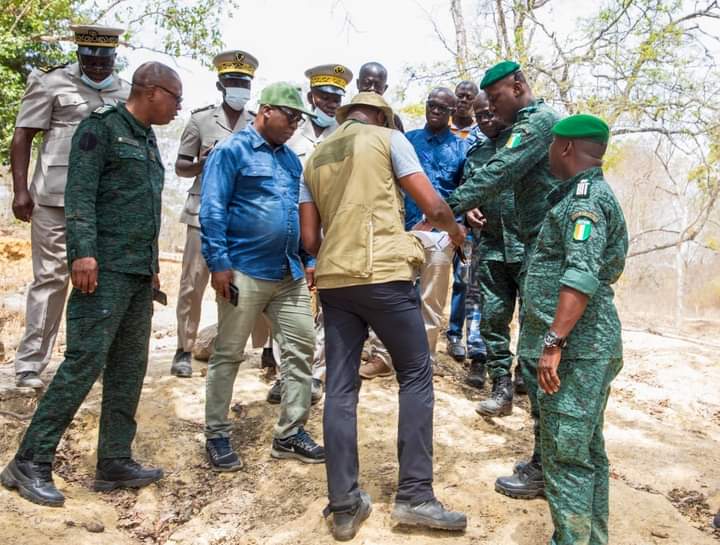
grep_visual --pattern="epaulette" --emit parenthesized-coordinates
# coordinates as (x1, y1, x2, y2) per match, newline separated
(91, 104, 116, 117)
(574, 178, 591, 199)
(38, 63, 68, 74)
(191, 104, 215, 115)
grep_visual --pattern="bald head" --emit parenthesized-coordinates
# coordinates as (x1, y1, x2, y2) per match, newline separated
(126, 61, 182, 126)
(357, 62, 389, 95)
(429, 86, 456, 106)
(131, 62, 181, 94)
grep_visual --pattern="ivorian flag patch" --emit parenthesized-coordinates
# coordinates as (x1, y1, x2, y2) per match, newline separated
(506, 133, 522, 149)
(573, 218, 593, 241)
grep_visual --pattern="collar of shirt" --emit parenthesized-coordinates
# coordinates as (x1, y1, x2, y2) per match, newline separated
(117, 103, 152, 138)
(422, 125, 453, 144)
(246, 123, 287, 153)
(449, 119, 477, 133)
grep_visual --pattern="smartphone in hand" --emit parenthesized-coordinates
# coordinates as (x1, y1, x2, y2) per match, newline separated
(228, 283, 239, 307)
(153, 288, 168, 306)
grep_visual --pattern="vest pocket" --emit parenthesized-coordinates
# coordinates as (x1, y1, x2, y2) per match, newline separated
(318, 204, 373, 278)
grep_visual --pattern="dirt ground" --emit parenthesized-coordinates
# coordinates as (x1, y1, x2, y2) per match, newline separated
(1, 228, 719, 545)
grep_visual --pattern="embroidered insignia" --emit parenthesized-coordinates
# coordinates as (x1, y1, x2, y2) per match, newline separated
(573, 218, 593, 241)
(334, 66, 345, 74)
(93, 104, 113, 114)
(235, 52, 245, 62)
(117, 136, 140, 147)
(506, 133, 522, 149)
(575, 179, 590, 198)
(570, 210, 599, 223)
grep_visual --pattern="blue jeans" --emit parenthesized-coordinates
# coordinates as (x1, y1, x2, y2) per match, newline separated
(447, 253, 467, 340)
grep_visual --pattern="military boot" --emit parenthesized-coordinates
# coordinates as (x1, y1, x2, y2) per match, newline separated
(170, 349, 192, 378)
(1, 457, 65, 507)
(476, 375, 513, 417)
(465, 357, 486, 389)
(94, 458, 164, 491)
(495, 459, 545, 499)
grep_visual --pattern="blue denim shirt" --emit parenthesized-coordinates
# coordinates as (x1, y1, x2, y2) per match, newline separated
(200, 125, 305, 281)
(404, 126, 468, 230)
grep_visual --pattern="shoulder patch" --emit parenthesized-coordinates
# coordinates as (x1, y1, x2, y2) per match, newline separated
(570, 210, 599, 223)
(38, 63, 68, 74)
(92, 104, 115, 117)
(572, 218, 593, 241)
(191, 104, 215, 115)
(506, 132, 523, 149)
(574, 178, 590, 198)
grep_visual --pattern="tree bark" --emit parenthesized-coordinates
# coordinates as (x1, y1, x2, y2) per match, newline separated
(450, 0, 469, 77)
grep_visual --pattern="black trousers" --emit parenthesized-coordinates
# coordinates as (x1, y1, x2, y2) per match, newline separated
(320, 281, 435, 512)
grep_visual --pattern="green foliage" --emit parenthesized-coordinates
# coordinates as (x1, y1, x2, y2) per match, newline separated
(0, 0, 237, 163)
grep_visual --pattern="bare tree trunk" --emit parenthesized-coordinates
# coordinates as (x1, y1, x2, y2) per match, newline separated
(450, 0, 469, 76)
(674, 205, 689, 329)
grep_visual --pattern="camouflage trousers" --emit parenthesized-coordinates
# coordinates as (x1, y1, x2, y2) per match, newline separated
(539, 357, 623, 545)
(18, 271, 153, 463)
(469, 258, 528, 380)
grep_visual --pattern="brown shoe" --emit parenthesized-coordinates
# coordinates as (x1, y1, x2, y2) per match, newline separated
(359, 356, 393, 379)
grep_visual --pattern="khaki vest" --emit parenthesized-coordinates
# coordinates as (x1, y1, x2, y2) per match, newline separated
(304, 120, 425, 289)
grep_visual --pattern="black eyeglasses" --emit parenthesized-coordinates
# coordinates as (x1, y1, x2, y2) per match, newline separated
(426, 101, 454, 115)
(134, 83, 183, 105)
(275, 106, 303, 124)
(475, 110, 494, 121)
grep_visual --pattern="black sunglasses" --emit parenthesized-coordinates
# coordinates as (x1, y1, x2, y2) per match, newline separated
(426, 101, 455, 115)
(134, 83, 183, 105)
(275, 106, 303, 124)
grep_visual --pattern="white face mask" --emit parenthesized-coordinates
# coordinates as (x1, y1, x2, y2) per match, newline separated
(80, 72, 115, 90)
(312, 107, 335, 128)
(224, 87, 250, 111)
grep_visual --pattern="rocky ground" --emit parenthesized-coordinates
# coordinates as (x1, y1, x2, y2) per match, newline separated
(0, 228, 719, 545)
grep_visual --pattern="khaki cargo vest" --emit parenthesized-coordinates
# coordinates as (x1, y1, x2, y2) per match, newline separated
(304, 120, 425, 289)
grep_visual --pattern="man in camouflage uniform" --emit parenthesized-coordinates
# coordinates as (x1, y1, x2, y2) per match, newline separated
(0, 62, 182, 508)
(446, 61, 561, 499)
(464, 91, 527, 409)
(520, 114, 627, 545)
(171, 50, 261, 378)
(10, 25, 130, 389)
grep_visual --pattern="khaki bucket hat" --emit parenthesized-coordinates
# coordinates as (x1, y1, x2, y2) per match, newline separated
(335, 91, 396, 129)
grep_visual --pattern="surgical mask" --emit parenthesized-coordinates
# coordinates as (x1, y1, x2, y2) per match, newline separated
(224, 87, 250, 111)
(312, 107, 335, 128)
(80, 72, 115, 90)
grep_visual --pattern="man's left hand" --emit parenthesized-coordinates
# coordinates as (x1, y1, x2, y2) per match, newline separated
(305, 267, 316, 290)
(538, 347, 562, 394)
(152, 273, 160, 290)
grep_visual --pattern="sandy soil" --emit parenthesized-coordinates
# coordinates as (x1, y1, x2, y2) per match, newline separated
(0, 231, 719, 545)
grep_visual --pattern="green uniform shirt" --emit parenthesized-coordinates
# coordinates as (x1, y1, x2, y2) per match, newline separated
(65, 103, 164, 275)
(518, 167, 628, 359)
(463, 129, 524, 263)
(447, 99, 561, 248)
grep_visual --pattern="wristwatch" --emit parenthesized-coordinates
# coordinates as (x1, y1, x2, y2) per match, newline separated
(543, 330, 568, 350)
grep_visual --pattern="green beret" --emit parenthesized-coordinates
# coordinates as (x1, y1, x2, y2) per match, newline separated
(552, 114, 610, 144)
(480, 60, 521, 89)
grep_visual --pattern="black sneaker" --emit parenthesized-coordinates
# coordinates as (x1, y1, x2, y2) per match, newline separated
(311, 378, 324, 405)
(1, 457, 64, 507)
(325, 490, 372, 541)
(94, 458, 164, 491)
(266, 379, 282, 404)
(170, 349, 192, 378)
(391, 498, 467, 531)
(271, 427, 325, 464)
(206, 437, 243, 472)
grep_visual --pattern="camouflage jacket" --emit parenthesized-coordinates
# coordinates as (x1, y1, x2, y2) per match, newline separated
(65, 103, 164, 275)
(463, 128, 524, 263)
(446, 99, 561, 249)
(518, 167, 628, 359)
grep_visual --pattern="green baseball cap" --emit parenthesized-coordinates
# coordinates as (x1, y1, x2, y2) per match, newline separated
(480, 60, 521, 89)
(259, 81, 315, 117)
(552, 114, 610, 144)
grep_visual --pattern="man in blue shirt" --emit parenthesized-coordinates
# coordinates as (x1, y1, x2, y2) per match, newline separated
(360, 87, 467, 378)
(200, 82, 324, 471)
